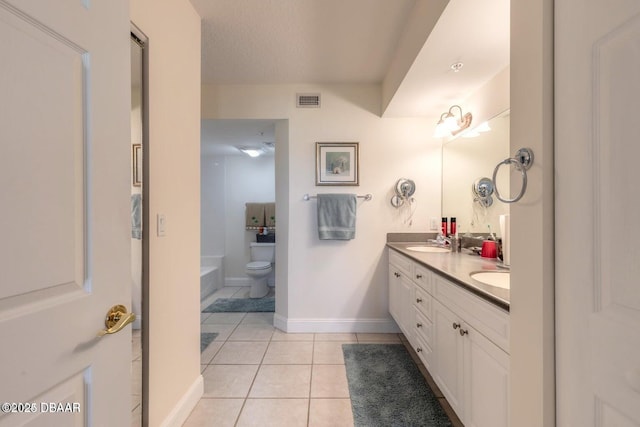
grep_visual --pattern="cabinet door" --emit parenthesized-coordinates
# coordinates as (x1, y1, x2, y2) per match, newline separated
(463, 323, 510, 427)
(433, 299, 465, 416)
(389, 265, 413, 337)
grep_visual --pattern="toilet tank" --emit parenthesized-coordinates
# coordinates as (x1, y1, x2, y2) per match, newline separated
(249, 242, 275, 262)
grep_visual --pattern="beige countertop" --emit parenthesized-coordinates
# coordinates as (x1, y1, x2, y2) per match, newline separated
(386, 242, 510, 311)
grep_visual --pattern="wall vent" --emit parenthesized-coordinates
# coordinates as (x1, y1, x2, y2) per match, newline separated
(296, 93, 321, 108)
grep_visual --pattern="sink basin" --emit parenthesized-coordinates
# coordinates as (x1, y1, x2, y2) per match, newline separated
(470, 271, 510, 289)
(405, 246, 450, 253)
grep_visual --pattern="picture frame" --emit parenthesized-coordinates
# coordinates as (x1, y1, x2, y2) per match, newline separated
(315, 142, 359, 186)
(132, 144, 142, 187)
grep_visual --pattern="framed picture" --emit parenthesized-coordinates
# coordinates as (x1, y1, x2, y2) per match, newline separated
(315, 142, 359, 186)
(132, 144, 142, 187)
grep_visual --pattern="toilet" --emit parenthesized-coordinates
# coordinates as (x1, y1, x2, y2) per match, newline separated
(245, 242, 275, 298)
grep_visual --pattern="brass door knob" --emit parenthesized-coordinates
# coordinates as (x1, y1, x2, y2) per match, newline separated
(97, 305, 136, 337)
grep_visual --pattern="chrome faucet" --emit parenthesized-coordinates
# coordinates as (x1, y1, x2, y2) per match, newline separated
(427, 234, 451, 247)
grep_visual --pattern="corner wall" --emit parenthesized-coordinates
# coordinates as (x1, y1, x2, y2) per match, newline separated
(510, 0, 555, 425)
(203, 84, 441, 332)
(130, 0, 202, 425)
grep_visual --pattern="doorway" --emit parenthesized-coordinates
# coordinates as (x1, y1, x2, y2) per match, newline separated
(130, 28, 147, 426)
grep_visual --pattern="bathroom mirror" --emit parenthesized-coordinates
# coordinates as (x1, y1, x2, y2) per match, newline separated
(441, 109, 510, 235)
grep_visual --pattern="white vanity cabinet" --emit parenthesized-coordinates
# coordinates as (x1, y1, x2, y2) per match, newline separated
(388, 248, 510, 427)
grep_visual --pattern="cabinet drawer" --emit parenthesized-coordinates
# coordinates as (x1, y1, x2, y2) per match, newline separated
(414, 308, 433, 349)
(389, 249, 412, 277)
(413, 264, 433, 293)
(413, 286, 432, 319)
(413, 332, 434, 370)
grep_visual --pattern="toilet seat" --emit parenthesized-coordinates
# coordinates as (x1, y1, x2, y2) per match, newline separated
(246, 261, 271, 270)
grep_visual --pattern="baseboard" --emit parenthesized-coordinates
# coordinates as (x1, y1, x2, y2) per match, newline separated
(275, 316, 401, 333)
(158, 374, 203, 427)
(225, 277, 252, 287)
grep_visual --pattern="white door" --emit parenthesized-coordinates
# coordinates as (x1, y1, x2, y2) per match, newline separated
(0, 0, 132, 426)
(556, 0, 640, 425)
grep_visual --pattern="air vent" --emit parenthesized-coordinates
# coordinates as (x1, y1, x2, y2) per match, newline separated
(296, 93, 321, 108)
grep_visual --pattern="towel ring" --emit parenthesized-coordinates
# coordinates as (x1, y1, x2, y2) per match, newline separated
(492, 148, 534, 204)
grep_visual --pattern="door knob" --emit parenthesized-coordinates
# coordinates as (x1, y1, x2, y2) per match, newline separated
(97, 305, 136, 337)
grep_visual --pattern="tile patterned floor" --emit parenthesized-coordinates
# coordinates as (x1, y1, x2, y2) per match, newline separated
(133, 286, 462, 426)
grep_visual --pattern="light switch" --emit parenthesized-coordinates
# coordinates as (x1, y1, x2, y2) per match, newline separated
(157, 213, 166, 237)
(430, 218, 439, 231)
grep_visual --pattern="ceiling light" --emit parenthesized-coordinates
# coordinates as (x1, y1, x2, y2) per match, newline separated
(433, 105, 473, 138)
(237, 146, 263, 157)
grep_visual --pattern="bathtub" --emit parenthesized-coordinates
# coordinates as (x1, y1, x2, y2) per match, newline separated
(201, 255, 223, 306)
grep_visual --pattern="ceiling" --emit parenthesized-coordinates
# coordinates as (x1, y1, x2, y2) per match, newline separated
(201, 120, 276, 156)
(191, 0, 509, 152)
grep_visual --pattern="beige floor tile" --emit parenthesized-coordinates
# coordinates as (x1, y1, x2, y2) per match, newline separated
(311, 365, 350, 398)
(228, 324, 275, 341)
(200, 313, 212, 323)
(200, 323, 237, 341)
(262, 341, 313, 364)
(232, 287, 251, 298)
(212, 341, 269, 365)
(131, 394, 141, 411)
(271, 330, 314, 341)
(203, 312, 246, 325)
(236, 399, 308, 427)
(131, 403, 142, 427)
(314, 333, 357, 342)
(241, 312, 275, 325)
(356, 333, 401, 343)
(308, 399, 354, 427)
(201, 341, 224, 365)
(183, 398, 244, 427)
(249, 365, 311, 398)
(202, 364, 259, 398)
(212, 287, 244, 298)
(312, 341, 348, 364)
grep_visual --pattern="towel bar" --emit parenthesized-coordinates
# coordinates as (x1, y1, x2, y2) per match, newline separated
(303, 193, 372, 201)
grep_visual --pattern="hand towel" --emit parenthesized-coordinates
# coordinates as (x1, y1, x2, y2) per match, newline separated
(317, 194, 357, 240)
(245, 203, 265, 228)
(131, 194, 142, 239)
(265, 202, 276, 227)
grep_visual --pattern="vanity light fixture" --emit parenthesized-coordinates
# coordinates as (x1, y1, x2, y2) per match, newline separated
(461, 121, 492, 138)
(433, 105, 473, 138)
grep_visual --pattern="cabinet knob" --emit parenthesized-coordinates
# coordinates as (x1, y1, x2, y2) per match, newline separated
(416, 347, 422, 353)
(459, 328, 468, 336)
(416, 297, 423, 303)
(416, 274, 423, 279)
(452, 322, 460, 330)
(416, 322, 422, 328)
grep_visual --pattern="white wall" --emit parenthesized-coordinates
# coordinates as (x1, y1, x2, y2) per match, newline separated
(201, 153, 276, 281)
(130, 0, 202, 425)
(203, 84, 441, 332)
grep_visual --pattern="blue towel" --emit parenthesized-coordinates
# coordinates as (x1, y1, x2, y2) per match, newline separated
(131, 194, 142, 239)
(317, 194, 357, 240)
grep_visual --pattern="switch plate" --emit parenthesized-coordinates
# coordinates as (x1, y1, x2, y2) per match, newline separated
(157, 214, 166, 237)
(430, 218, 439, 231)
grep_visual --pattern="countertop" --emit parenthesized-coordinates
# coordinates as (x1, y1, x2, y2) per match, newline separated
(386, 242, 510, 311)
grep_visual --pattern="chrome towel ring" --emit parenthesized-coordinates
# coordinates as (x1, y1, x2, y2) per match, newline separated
(492, 148, 534, 203)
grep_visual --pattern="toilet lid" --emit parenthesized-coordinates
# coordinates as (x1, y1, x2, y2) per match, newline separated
(247, 261, 271, 270)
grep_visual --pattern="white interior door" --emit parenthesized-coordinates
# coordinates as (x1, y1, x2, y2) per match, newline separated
(556, 0, 640, 425)
(0, 1, 132, 425)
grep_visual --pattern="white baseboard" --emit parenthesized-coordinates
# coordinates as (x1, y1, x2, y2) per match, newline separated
(159, 374, 203, 427)
(274, 315, 401, 333)
(225, 277, 252, 287)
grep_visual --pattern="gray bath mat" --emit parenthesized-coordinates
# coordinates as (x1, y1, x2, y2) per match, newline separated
(342, 344, 452, 427)
(202, 297, 275, 313)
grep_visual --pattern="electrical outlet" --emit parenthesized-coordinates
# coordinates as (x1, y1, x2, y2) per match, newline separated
(430, 218, 439, 231)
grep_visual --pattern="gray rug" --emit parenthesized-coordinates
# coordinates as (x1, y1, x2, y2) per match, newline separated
(202, 297, 275, 313)
(201, 332, 218, 352)
(342, 344, 452, 427)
